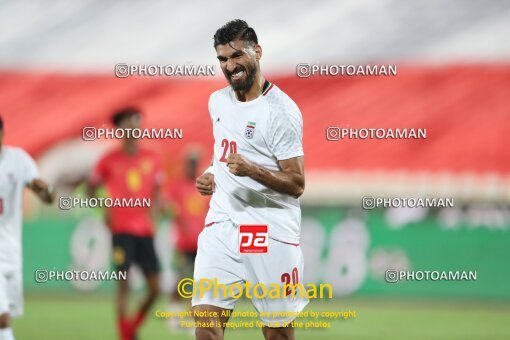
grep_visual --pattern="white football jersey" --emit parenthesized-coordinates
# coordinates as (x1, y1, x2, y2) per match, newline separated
(0, 146, 39, 270)
(205, 83, 304, 244)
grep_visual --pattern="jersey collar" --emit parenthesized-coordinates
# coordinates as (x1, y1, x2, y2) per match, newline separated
(261, 80, 274, 96)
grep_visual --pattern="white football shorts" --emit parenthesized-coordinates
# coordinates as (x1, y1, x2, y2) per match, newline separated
(192, 220, 308, 326)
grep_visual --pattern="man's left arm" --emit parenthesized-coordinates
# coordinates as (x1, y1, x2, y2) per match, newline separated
(26, 179, 54, 204)
(228, 99, 305, 197)
(226, 154, 304, 198)
(20, 149, 54, 204)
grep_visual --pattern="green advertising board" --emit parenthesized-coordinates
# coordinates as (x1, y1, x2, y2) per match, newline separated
(23, 205, 510, 299)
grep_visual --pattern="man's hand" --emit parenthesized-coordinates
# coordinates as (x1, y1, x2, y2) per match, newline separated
(196, 173, 215, 195)
(226, 153, 255, 177)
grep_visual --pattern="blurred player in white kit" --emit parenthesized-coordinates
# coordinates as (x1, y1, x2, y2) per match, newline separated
(193, 20, 307, 340)
(0, 115, 54, 340)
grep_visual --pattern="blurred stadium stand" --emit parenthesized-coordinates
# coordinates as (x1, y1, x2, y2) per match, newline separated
(0, 68, 509, 203)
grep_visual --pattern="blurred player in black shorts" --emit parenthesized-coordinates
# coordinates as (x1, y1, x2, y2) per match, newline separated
(87, 108, 164, 340)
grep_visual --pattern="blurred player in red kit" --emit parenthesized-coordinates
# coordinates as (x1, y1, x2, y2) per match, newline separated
(87, 108, 164, 340)
(165, 151, 209, 330)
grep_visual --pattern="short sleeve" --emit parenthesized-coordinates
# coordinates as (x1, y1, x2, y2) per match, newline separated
(208, 92, 217, 123)
(267, 100, 304, 161)
(19, 149, 39, 185)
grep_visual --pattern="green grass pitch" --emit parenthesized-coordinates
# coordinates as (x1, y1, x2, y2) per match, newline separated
(12, 294, 510, 340)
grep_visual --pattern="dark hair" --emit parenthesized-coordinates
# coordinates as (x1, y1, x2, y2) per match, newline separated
(0, 115, 3, 130)
(213, 19, 258, 48)
(111, 107, 140, 126)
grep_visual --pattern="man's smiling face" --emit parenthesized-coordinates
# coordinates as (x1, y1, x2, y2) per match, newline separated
(216, 39, 260, 92)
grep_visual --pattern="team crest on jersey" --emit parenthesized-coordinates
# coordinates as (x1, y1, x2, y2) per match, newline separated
(245, 121, 256, 139)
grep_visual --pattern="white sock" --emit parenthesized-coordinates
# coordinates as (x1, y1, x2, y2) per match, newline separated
(0, 328, 14, 340)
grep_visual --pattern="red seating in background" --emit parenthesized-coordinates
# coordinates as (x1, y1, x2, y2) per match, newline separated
(0, 65, 508, 174)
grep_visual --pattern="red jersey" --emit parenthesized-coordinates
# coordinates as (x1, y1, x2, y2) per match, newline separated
(89, 148, 163, 236)
(166, 179, 209, 252)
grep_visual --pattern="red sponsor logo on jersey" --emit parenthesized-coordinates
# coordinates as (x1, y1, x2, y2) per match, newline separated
(239, 225, 268, 253)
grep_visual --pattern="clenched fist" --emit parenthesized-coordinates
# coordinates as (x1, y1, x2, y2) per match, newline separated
(196, 173, 215, 195)
(227, 153, 255, 177)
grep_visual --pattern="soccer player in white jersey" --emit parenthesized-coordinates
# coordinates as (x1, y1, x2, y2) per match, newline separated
(194, 20, 306, 340)
(0, 115, 54, 340)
